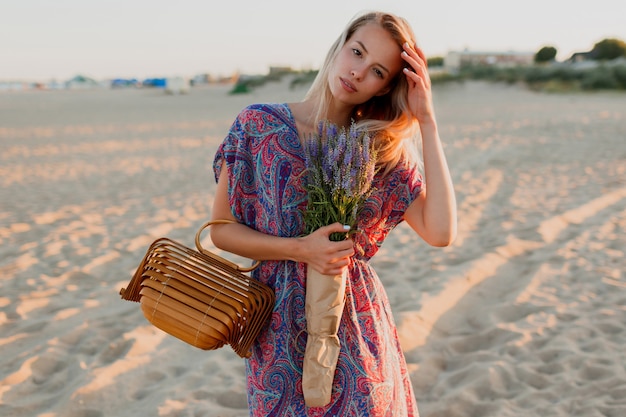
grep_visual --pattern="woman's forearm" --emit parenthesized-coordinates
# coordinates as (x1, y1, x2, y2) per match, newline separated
(209, 222, 304, 262)
(419, 120, 457, 245)
(210, 162, 354, 273)
(210, 162, 305, 262)
(209, 222, 355, 275)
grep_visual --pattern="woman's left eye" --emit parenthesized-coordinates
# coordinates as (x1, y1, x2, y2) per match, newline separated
(373, 68, 384, 78)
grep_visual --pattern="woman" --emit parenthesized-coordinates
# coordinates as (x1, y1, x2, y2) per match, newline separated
(210, 10, 456, 416)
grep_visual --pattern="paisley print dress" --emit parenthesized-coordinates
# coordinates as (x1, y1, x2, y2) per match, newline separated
(213, 103, 422, 416)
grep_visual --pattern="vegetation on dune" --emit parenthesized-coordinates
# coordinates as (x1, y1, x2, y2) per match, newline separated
(429, 63, 626, 92)
(429, 37, 626, 92)
(229, 38, 626, 94)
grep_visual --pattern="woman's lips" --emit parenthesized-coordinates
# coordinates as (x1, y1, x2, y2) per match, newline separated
(340, 77, 357, 93)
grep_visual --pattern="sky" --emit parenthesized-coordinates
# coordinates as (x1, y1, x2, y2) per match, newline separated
(1, 0, 624, 81)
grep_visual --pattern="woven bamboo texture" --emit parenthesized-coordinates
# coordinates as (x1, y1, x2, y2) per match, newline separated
(120, 222, 274, 358)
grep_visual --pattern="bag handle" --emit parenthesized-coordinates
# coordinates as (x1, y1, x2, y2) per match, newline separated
(195, 219, 261, 273)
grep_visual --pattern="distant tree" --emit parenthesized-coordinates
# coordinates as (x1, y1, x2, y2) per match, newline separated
(591, 38, 626, 60)
(534, 46, 557, 63)
(427, 56, 444, 67)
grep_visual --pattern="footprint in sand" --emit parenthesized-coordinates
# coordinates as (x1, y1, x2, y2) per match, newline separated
(65, 409, 103, 417)
(215, 389, 248, 409)
(29, 349, 64, 379)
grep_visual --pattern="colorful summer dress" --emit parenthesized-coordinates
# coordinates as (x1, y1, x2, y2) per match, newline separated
(213, 103, 423, 417)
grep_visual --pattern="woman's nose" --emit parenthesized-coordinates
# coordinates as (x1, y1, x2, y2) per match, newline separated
(351, 68, 363, 80)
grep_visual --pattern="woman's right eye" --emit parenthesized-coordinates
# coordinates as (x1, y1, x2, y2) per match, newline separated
(352, 48, 362, 57)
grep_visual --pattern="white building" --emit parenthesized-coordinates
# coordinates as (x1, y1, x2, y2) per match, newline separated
(445, 50, 535, 73)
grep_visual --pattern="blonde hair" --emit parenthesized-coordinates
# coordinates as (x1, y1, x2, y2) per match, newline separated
(304, 11, 422, 176)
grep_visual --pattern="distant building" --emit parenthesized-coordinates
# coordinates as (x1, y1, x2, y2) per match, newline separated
(65, 75, 102, 90)
(564, 52, 626, 70)
(445, 50, 535, 73)
(141, 78, 166, 88)
(0, 81, 27, 91)
(268, 66, 294, 77)
(191, 73, 212, 85)
(568, 52, 592, 63)
(110, 78, 139, 88)
(164, 77, 190, 94)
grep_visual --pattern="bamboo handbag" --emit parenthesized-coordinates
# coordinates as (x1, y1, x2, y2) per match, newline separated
(119, 220, 275, 358)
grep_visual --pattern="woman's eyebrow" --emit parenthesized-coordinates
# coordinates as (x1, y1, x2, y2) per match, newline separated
(356, 40, 390, 74)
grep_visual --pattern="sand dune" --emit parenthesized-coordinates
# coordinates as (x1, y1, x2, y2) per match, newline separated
(1, 80, 625, 417)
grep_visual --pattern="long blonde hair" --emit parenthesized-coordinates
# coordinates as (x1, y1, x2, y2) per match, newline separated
(304, 11, 422, 175)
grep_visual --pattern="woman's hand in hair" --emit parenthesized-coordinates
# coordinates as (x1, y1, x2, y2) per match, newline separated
(401, 43, 436, 126)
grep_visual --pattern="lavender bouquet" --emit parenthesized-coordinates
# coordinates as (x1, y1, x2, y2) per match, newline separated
(300, 121, 378, 407)
(302, 121, 378, 241)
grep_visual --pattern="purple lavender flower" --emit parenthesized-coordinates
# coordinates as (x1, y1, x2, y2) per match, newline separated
(302, 120, 378, 240)
(349, 123, 359, 139)
(337, 131, 347, 153)
(362, 134, 371, 164)
(326, 123, 337, 140)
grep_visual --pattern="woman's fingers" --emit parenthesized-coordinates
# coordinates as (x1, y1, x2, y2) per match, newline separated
(304, 223, 355, 274)
(402, 43, 425, 69)
(402, 43, 431, 87)
(319, 222, 352, 238)
(400, 43, 436, 122)
(414, 45, 428, 66)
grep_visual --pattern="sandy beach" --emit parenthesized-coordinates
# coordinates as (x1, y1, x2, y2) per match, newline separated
(1, 79, 625, 417)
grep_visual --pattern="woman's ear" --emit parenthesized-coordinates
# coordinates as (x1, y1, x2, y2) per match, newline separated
(375, 71, 403, 96)
(375, 85, 392, 96)
(376, 76, 401, 96)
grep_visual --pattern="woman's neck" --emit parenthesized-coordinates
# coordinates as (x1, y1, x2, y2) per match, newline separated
(292, 100, 354, 132)
(325, 100, 353, 127)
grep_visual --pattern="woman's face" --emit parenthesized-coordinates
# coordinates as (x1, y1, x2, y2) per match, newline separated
(328, 23, 403, 107)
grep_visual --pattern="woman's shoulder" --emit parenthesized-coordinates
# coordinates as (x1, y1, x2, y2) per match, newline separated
(236, 103, 291, 123)
(231, 103, 295, 138)
(232, 103, 296, 138)
(379, 158, 423, 188)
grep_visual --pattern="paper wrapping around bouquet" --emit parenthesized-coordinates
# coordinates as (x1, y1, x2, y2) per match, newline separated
(302, 267, 347, 408)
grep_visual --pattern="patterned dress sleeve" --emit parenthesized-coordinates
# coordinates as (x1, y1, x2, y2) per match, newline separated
(212, 105, 262, 224)
(354, 162, 423, 259)
(212, 103, 307, 235)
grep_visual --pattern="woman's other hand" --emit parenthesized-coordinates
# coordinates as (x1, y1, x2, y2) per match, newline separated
(401, 43, 436, 126)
